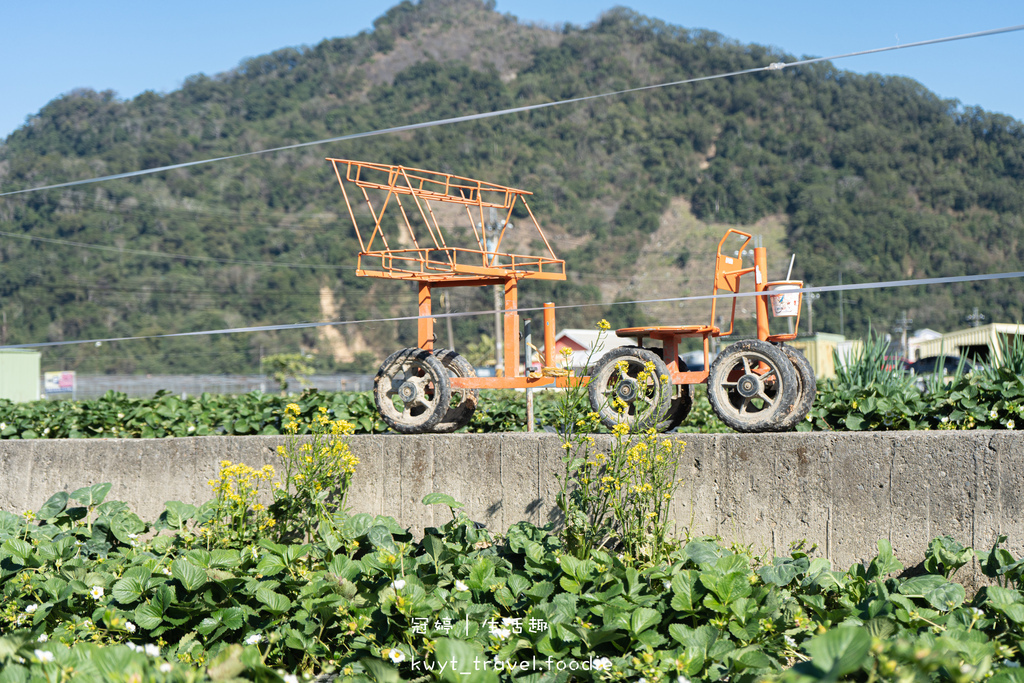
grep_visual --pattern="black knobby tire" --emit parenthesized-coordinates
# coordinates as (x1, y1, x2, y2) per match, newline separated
(651, 348, 694, 432)
(706, 339, 799, 433)
(588, 346, 672, 431)
(431, 348, 479, 433)
(373, 348, 452, 434)
(772, 345, 817, 431)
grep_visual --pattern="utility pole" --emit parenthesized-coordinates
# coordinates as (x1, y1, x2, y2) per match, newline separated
(482, 207, 512, 375)
(442, 292, 455, 350)
(966, 307, 986, 328)
(893, 310, 913, 362)
(838, 271, 844, 337)
(805, 291, 820, 336)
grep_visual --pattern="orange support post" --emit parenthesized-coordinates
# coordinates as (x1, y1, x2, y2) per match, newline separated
(754, 247, 770, 341)
(418, 282, 434, 350)
(543, 302, 556, 369)
(503, 279, 519, 375)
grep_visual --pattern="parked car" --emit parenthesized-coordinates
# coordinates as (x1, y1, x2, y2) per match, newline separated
(907, 355, 976, 391)
(908, 356, 975, 376)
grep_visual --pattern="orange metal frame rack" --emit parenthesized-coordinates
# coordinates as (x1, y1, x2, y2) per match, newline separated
(329, 158, 570, 390)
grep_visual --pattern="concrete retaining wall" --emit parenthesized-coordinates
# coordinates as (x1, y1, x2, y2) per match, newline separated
(2, 432, 1022, 587)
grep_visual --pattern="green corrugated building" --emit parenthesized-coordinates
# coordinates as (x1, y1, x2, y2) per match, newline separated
(0, 350, 41, 402)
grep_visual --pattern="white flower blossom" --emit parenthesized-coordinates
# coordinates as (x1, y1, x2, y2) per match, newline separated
(663, 581, 671, 590)
(187, 424, 196, 433)
(245, 633, 264, 645)
(144, 643, 160, 657)
(0, 423, 6, 430)
(34, 649, 54, 663)
(25, 604, 38, 614)
(785, 635, 797, 648)
(454, 580, 469, 591)
(37, 634, 48, 643)
(42, 428, 50, 435)
(490, 627, 512, 640)
(283, 675, 299, 683)
(391, 579, 406, 590)
(90, 586, 104, 600)
(1008, 419, 1016, 430)
(125, 621, 136, 633)
(160, 663, 173, 673)
(592, 657, 612, 671)
(162, 567, 172, 576)
(677, 677, 692, 683)
(388, 648, 406, 664)
(991, 409, 999, 419)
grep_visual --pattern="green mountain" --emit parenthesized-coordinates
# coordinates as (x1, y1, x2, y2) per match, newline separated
(1, 0, 1022, 375)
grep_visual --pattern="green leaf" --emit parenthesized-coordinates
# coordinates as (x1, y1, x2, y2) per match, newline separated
(684, 540, 725, 565)
(924, 582, 966, 611)
(213, 607, 244, 630)
(111, 571, 150, 604)
(162, 501, 197, 530)
(255, 586, 292, 613)
(671, 570, 701, 611)
(701, 571, 751, 604)
(360, 658, 402, 683)
(2, 538, 34, 560)
(494, 586, 516, 608)
(803, 625, 871, 678)
(524, 581, 554, 600)
(733, 646, 773, 670)
(171, 559, 207, 592)
(844, 414, 865, 430)
(630, 607, 661, 635)
(134, 603, 165, 630)
(507, 573, 530, 597)
(367, 525, 397, 552)
(897, 574, 947, 597)
(422, 534, 445, 562)
(37, 492, 69, 520)
(758, 557, 809, 586)
(432, 638, 498, 683)
(867, 539, 903, 579)
(469, 558, 495, 588)
(422, 492, 464, 509)
(69, 483, 112, 508)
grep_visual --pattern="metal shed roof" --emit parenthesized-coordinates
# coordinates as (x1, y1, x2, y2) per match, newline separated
(916, 323, 1024, 363)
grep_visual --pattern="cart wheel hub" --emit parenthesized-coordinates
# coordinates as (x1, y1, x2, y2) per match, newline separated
(398, 382, 419, 403)
(737, 374, 760, 398)
(616, 379, 639, 403)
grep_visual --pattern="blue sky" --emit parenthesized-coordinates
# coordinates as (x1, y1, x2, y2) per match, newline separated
(1, 0, 1022, 141)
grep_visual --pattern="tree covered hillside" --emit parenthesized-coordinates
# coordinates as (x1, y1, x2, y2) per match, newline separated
(1, 0, 1022, 374)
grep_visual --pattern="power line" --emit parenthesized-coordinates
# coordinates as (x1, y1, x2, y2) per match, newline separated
(2, 23, 1022, 198)
(3, 268, 1021, 350)
(0, 229, 356, 270)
